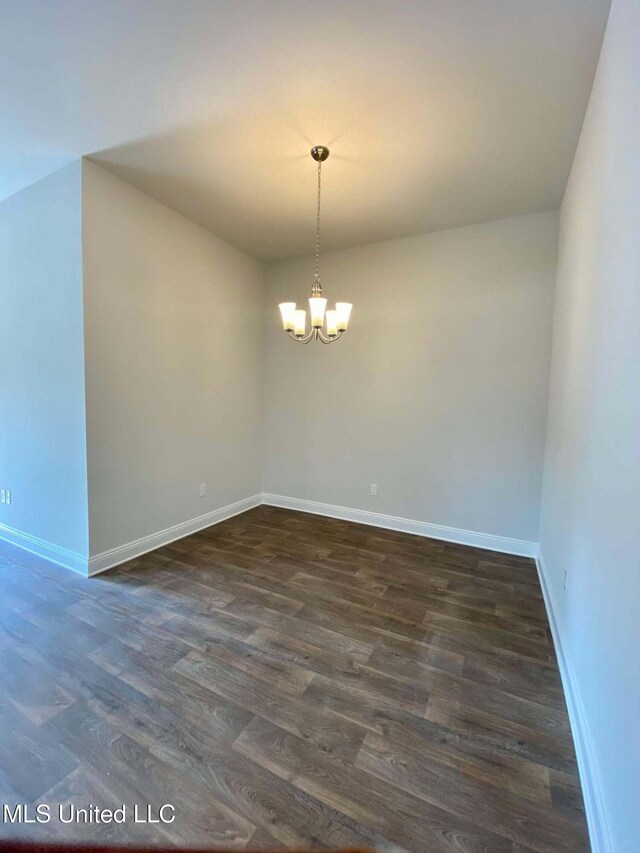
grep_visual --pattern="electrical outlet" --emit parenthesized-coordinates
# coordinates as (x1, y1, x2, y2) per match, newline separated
(199, 483, 207, 497)
(5, 490, 10, 505)
(563, 570, 568, 592)
(370, 484, 378, 496)
(0, 489, 5, 504)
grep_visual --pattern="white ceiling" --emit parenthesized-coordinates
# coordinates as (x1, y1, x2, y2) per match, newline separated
(1, 0, 610, 261)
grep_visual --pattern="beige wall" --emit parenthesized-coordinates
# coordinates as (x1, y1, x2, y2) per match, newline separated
(82, 161, 265, 557)
(0, 162, 88, 562)
(0, 165, 561, 568)
(539, 0, 640, 848)
(264, 211, 558, 542)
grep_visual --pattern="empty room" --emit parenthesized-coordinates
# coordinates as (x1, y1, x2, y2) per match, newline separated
(0, 1, 638, 851)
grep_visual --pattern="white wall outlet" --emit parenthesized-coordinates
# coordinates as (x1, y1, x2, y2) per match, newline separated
(5, 490, 10, 505)
(199, 483, 207, 497)
(370, 484, 378, 496)
(563, 570, 568, 592)
(0, 489, 5, 504)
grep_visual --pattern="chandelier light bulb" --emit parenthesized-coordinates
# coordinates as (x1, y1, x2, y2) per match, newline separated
(335, 302, 352, 332)
(325, 309, 338, 337)
(294, 309, 307, 337)
(278, 146, 353, 345)
(279, 302, 296, 331)
(309, 297, 327, 328)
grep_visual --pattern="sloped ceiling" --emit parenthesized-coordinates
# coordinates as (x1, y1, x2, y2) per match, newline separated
(1, 0, 610, 260)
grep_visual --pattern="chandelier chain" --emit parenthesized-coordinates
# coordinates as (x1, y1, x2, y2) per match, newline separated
(314, 155, 322, 284)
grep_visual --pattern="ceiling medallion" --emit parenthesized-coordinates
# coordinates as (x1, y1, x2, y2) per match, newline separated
(278, 146, 352, 343)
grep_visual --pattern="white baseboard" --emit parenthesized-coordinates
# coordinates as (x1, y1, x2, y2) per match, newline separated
(261, 493, 537, 557)
(0, 492, 538, 574)
(535, 548, 613, 853)
(88, 493, 262, 576)
(0, 522, 88, 575)
(2, 493, 537, 579)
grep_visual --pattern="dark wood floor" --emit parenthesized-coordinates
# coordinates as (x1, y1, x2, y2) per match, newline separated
(0, 506, 588, 852)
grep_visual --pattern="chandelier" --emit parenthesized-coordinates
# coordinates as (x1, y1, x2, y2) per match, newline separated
(279, 146, 352, 344)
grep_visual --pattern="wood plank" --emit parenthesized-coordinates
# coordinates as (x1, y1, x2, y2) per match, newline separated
(174, 649, 367, 764)
(357, 728, 588, 852)
(234, 714, 534, 853)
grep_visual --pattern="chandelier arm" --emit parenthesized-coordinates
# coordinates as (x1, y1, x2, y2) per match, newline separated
(289, 329, 314, 344)
(317, 329, 342, 344)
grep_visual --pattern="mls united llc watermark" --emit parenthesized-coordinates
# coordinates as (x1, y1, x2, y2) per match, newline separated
(2, 804, 176, 825)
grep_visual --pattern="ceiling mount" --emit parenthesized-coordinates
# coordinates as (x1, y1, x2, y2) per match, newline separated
(310, 146, 330, 162)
